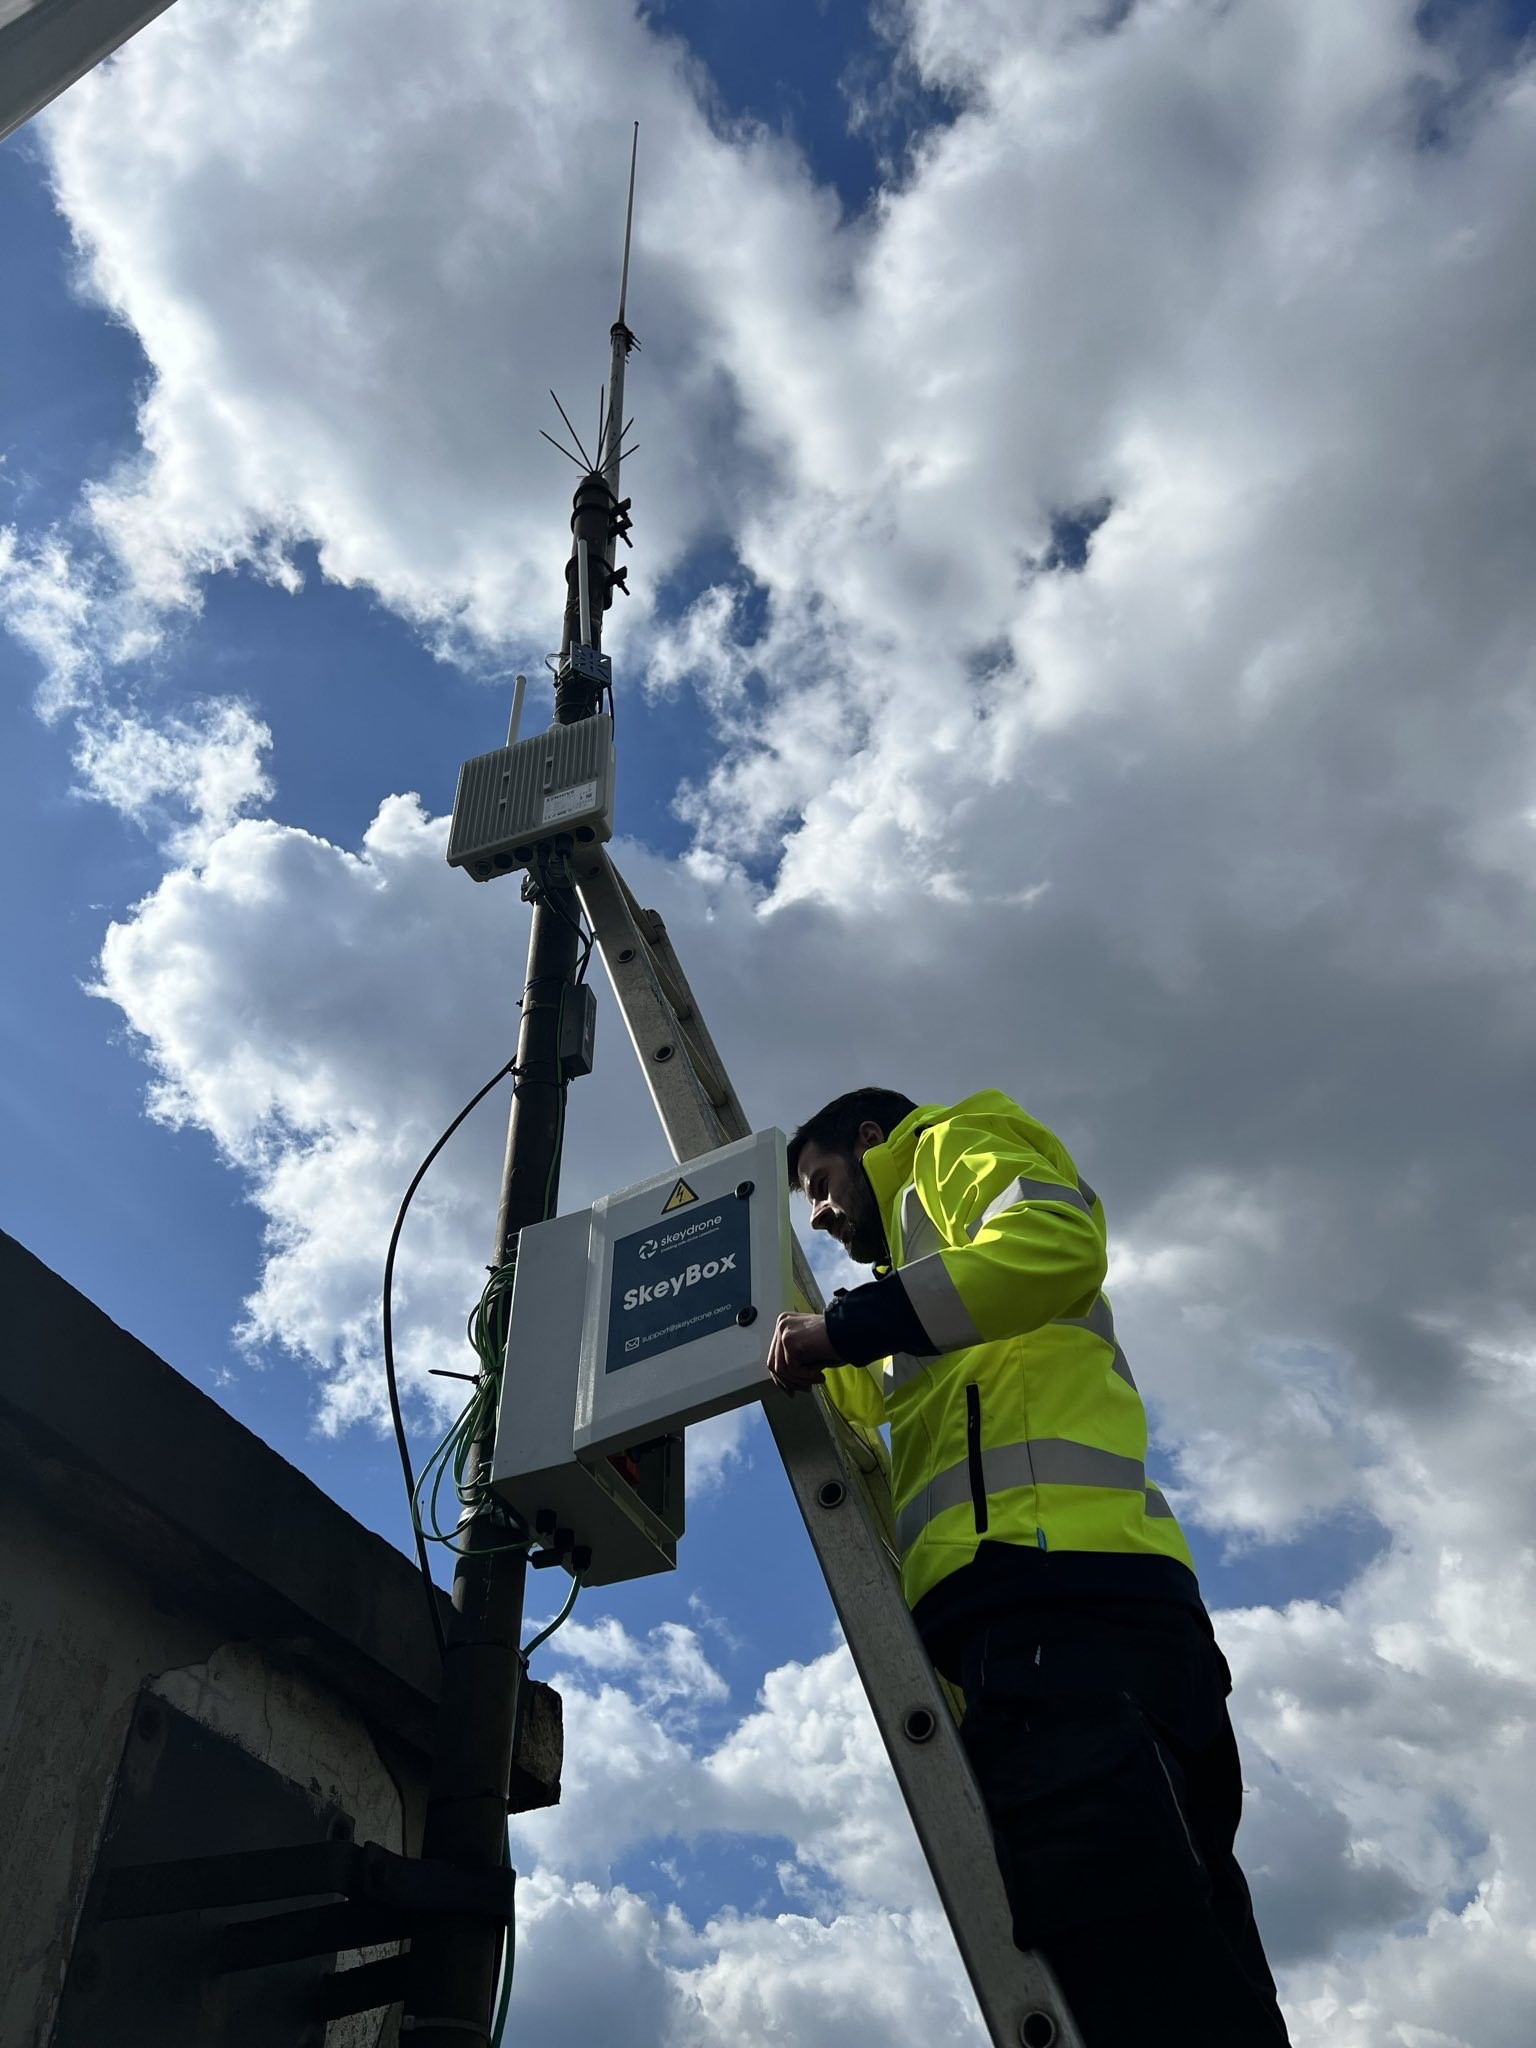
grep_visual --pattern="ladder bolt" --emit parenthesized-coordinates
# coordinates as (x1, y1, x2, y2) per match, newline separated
(735, 1179, 755, 1199)
(902, 1706, 937, 1743)
(736, 1306, 758, 1327)
(653, 1043, 674, 1062)
(817, 1480, 846, 1510)
(616, 946, 636, 962)
(1019, 2014, 1057, 2048)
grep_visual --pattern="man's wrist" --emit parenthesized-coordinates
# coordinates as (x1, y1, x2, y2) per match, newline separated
(825, 1275, 937, 1368)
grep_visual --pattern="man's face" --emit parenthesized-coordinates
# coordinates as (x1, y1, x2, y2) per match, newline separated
(796, 1127, 888, 1266)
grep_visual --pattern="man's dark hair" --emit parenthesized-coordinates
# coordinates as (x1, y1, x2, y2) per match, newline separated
(786, 1087, 919, 1188)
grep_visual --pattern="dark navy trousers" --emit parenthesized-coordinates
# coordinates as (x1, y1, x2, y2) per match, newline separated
(958, 1602, 1292, 2048)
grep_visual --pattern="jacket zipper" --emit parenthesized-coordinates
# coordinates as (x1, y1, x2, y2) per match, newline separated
(965, 1383, 989, 1535)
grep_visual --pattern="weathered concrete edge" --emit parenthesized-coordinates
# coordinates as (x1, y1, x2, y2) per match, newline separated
(0, 1229, 444, 1753)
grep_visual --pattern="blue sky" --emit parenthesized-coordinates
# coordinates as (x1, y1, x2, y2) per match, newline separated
(5, 3, 1536, 2041)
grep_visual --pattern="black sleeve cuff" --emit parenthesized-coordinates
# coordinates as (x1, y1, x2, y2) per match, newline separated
(824, 1273, 940, 1368)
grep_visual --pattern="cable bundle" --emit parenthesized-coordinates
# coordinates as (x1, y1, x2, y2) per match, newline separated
(411, 1263, 528, 1555)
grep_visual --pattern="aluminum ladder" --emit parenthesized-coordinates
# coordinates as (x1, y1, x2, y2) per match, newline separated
(576, 851, 1083, 2048)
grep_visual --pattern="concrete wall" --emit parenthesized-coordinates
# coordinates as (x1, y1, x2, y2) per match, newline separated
(0, 1494, 422, 2046)
(0, 1232, 446, 2047)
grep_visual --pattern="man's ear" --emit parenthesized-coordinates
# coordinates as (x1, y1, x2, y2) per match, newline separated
(855, 1120, 886, 1156)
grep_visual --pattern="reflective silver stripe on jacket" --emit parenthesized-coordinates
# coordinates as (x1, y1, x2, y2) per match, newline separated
(892, 1183, 981, 1352)
(895, 1254, 984, 1353)
(890, 1293, 1134, 1392)
(1054, 1293, 1136, 1389)
(898, 1175, 1098, 1357)
(1145, 1485, 1175, 1519)
(896, 1436, 1148, 1551)
(973, 1176, 1094, 1230)
(900, 1183, 942, 1262)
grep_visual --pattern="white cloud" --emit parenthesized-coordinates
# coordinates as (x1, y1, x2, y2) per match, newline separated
(545, 1616, 730, 1721)
(507, 1863, 980, 2048)
(667, 1899, 979, 2048)
(25, 0, 841, 671)
(503, 1620, 981, 2047)
(701, 1643, 931, 1911)
(0, 527, 100, 716)
(91, 792, 518, 1430)
(512, 1619, 929, 1907)
(71, 697, 273, 859)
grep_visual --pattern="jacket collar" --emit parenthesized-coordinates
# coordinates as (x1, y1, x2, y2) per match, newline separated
(859, 1089, 1025, 1220)
(859, 1102, 949, 1220)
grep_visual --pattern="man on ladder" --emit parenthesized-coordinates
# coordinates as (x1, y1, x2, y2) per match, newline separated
(769, 1086, 1291, 2048)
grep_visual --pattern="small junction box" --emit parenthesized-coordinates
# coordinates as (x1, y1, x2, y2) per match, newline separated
(491, 1130, 792, 1584)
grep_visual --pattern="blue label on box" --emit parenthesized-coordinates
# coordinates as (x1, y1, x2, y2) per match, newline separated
(606, 1195, 752, 1374)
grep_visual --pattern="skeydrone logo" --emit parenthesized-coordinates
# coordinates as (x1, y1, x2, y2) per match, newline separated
(636, 1212, 722, 1263)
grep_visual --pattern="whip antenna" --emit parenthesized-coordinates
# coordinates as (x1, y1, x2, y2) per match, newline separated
(604, 121, 640, 490)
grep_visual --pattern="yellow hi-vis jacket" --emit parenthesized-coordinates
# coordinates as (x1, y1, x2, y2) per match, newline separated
(820, 1091, 1195, 1618)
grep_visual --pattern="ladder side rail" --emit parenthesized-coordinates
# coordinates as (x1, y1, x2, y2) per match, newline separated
(578, 856, 746, 1159)
(585, 847, 753, 1138)
(609, 868, 743, 1117)
(579, 852, 1083, 2048)
(764, 1387, 1081, 2048)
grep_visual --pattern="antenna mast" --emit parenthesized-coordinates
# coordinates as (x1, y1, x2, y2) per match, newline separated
(405, 130, 642, 2048)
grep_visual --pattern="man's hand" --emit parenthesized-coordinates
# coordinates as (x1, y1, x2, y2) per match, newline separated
(767, 1312, 841, 1395)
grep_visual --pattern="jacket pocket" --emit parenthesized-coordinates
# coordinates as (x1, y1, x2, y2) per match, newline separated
(965, 1383, 989, 1535)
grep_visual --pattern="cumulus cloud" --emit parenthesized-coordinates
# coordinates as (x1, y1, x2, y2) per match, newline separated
(0, 527, 102, 716)
(88, 798, 698, 1433)
(503, 1620, 980, 2047)
(71, 697, 274, 858)
(26, 0, 840, 667)
(514, 1622, 926, 1910)
(508, 1864, 979, 2048)
(546, 1616, 730, 1722)
(11, 0, 1536, 2039)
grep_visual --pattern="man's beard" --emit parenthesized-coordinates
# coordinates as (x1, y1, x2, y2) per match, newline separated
(844, 1172, 889, 1267)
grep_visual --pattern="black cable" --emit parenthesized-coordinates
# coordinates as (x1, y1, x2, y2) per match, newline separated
(526, 870, 594, 983)
(382, 1053, 520, 1660)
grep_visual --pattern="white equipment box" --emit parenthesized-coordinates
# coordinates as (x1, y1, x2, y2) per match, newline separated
(446, 712, 615, 883)
(492, 1129, 792, 1584)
